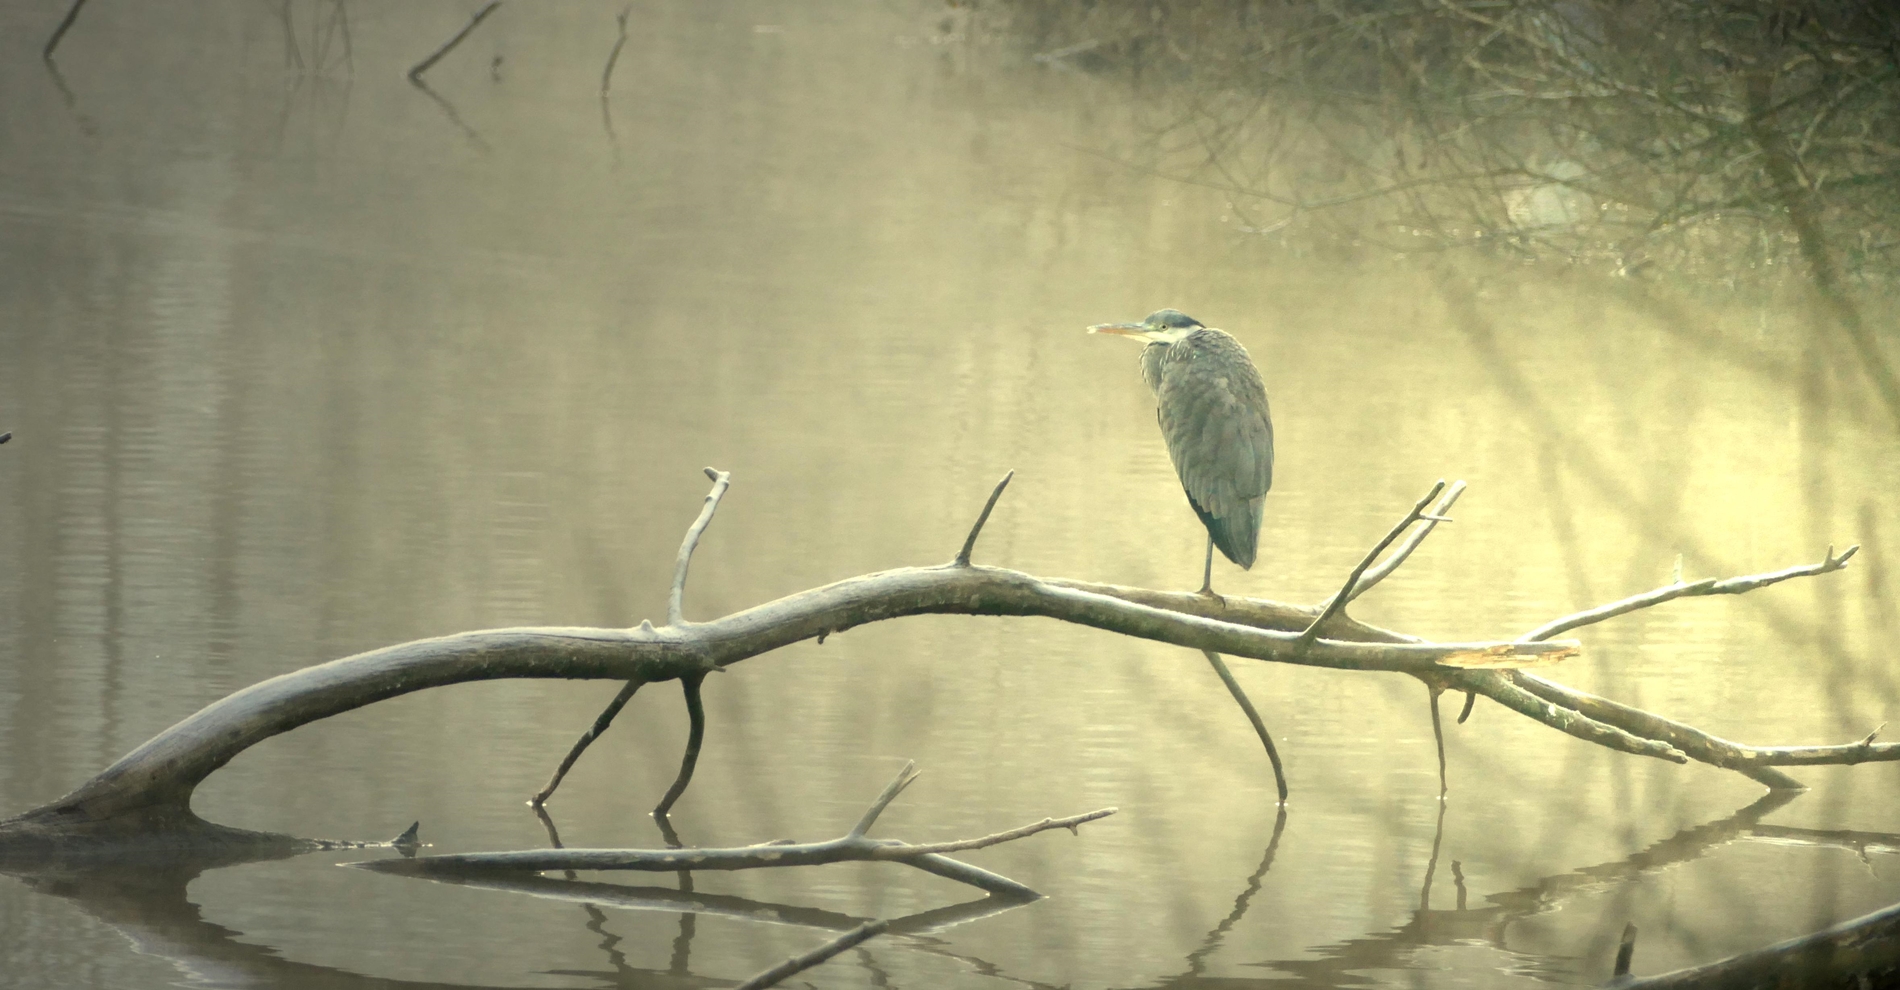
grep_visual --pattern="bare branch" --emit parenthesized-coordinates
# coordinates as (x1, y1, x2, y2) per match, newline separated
(408, 1, 502, 83)
(354, 767, 1110, 898)
(1348, 481, 1466, 603)
(530, 679, 644, 807)
(955, 471, 1015, 566)
(1455, 671, 1689, 764)
(1427, 683, 1448, 797)
(1201, 651, 1288, 802)
(651, 673, 707, 818)
(1508, 672, 1810, 789)
(669, 468, 731, 626)
(1521, 545, 1860, 642)
(734, 920, 890, 990)
(1297, 481, 1448, 649)
(850, 761, 922, 837)
(865, 808, 1116, 857)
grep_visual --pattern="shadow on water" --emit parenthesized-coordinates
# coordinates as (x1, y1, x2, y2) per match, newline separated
(13, 788, 1890, 989)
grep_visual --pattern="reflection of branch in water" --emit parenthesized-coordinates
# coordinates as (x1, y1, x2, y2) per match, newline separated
(18, 843, 1035, 990)
(42, 0, 91, 59)
(1187, 789, 1807, 987)
(17, 862, 539, 990)
(735, 920, 889, 990)
(40, 59, 94, 137)
(408, 79, 490, 154)
(397, 870, 1030, 937)
(536, 797, 699, 974)
(408, 1, 503, 83)
(1174, 807, 1288, 982)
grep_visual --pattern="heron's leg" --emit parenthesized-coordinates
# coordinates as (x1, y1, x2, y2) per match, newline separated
(1199, 535, 1218, 597)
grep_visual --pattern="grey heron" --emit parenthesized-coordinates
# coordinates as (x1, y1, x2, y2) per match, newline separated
(1091, 309, 1274, 595)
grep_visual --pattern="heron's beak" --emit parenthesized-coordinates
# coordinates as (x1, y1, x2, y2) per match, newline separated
(1088, 322, 1154, 339)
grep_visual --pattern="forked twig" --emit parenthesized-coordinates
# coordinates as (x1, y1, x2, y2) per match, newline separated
(956, 471, 1015, 566)
(670, 468, 732, 625)
(735, 920, 891, 990)
(1296, 481, 1448, 650)
(851, 761, 922, 836)
(408, 1, 503, 83)
(1521, 545, 1860, 642)
(537, 469, 731, 809)
(1349, 481, 1466, 603)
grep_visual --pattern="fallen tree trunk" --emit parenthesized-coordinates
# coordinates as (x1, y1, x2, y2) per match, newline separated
(0, 470, 1886, 853)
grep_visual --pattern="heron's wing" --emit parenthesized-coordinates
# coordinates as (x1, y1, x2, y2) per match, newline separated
(1154, 331, 1274, 567)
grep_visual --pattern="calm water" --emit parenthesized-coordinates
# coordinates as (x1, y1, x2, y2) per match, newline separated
(3, 3, 1900, 988)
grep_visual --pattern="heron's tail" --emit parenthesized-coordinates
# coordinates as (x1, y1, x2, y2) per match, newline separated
(1193, 495, 1264, 570)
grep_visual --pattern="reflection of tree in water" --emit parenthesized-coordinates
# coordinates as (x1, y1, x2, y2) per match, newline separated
(1146, 788, 1900, 988)
(21, 787, 1884, 989)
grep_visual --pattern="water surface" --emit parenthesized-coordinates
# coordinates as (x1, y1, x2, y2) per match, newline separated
(3, 3, 1899, 988)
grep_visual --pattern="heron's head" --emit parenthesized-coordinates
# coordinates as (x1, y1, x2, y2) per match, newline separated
(1088, 309, 1205, 344)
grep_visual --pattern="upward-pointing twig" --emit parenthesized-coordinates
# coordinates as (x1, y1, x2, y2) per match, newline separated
(408, 1, 503, 83)
(1296, 481, 1448, 650)
(669, 468, 732, 626)
(851, 761, 922, 837)
(1348, 481, 1465, 603)
(955, 471, 1015, 566)
(1520, 545, 1860, 642)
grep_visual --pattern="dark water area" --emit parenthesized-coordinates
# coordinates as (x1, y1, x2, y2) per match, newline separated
(3, 2, 1899, 988)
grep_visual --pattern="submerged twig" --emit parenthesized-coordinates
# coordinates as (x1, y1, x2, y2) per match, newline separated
(1200, 651, 1288, 802)
(651, 673, 707, 818)
(531, 680, 643, 807)
(735, 920, 890, 990)
(1428, 683, 1448, 797)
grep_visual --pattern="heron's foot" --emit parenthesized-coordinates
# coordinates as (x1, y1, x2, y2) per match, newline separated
(1197, 584, 1227, 607)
